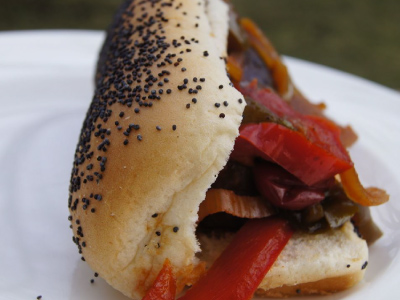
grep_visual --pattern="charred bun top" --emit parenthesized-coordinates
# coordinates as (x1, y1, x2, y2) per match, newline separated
(68, 0, 244, 298)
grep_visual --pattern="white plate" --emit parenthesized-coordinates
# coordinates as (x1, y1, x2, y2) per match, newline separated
(0, 31, 399, 300)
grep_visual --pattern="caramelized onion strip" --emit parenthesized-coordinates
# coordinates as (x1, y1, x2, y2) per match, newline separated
(226, 55, 243, 83)
(340, 167, 389, 206)
(198, 189, 275, 222)
(240, 18, 290, 97)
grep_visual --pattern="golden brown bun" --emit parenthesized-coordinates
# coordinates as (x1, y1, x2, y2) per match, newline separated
(68, 0, 244, 298)
(198, 221, 368, 297)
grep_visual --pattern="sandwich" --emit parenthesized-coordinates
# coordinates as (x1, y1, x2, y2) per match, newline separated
(68, 0, 389, 298)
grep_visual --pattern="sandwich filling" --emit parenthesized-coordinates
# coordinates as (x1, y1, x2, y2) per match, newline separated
(196, 6, 388, 238)
(186, 6, 388, 297)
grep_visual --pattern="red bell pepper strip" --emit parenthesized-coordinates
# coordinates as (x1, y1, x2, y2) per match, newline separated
(240, 82, 296, 119)
(240, 82, 352, 164)
(232, 82, 353, 186)
(233, 122, 351, 186)
(142, 258, 176, 300)
(179, 218, 293, 300)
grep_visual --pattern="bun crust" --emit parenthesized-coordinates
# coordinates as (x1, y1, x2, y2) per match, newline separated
(68, 0, 244, 298)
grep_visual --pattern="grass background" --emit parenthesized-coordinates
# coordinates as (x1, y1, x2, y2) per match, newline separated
(1, 0, 399, 89)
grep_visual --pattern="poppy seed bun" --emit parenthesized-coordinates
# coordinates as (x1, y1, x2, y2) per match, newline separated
(69, 0, 372, 298)
(68, 0, 244, 298)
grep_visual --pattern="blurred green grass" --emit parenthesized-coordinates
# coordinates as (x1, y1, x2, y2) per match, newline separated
(1, 0, 399, 90)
